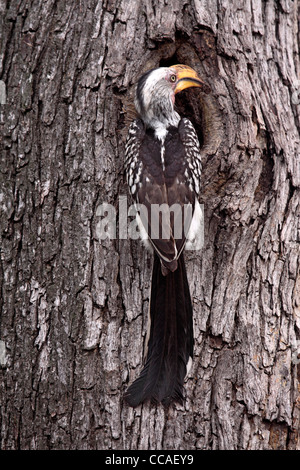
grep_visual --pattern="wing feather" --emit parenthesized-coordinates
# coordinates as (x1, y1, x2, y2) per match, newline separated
(124, 118, 202, 272)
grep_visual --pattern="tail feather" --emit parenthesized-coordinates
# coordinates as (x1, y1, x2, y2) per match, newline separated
(124, 252, 193, 407)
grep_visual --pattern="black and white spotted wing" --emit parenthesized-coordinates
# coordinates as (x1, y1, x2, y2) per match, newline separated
(124, 117, 202, 271)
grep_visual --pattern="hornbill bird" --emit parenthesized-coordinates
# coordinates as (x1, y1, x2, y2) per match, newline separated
(124, 64, 209, 407)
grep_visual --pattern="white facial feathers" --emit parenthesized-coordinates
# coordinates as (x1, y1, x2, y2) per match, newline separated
(135, 67, 180, 134)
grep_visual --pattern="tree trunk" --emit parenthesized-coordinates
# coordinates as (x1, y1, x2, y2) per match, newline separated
(0, 0, 299, 450)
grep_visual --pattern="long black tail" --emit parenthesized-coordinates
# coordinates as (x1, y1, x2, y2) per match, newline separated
(124, 252, 194, 407)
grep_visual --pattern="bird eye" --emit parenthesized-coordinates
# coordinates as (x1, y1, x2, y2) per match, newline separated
(170, 74, 176, 83)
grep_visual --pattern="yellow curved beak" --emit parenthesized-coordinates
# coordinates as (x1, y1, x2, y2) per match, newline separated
(170, 64, 211, 94)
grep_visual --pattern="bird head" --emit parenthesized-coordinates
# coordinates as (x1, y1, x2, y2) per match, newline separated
(135, 64, 210, 130)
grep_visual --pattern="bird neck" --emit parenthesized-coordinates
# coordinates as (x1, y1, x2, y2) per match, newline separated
(135, 82, 181, 140)
(144, 110, 181, 141)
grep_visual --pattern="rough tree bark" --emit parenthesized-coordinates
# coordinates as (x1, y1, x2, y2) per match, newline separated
(0, 0, 299, 450)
